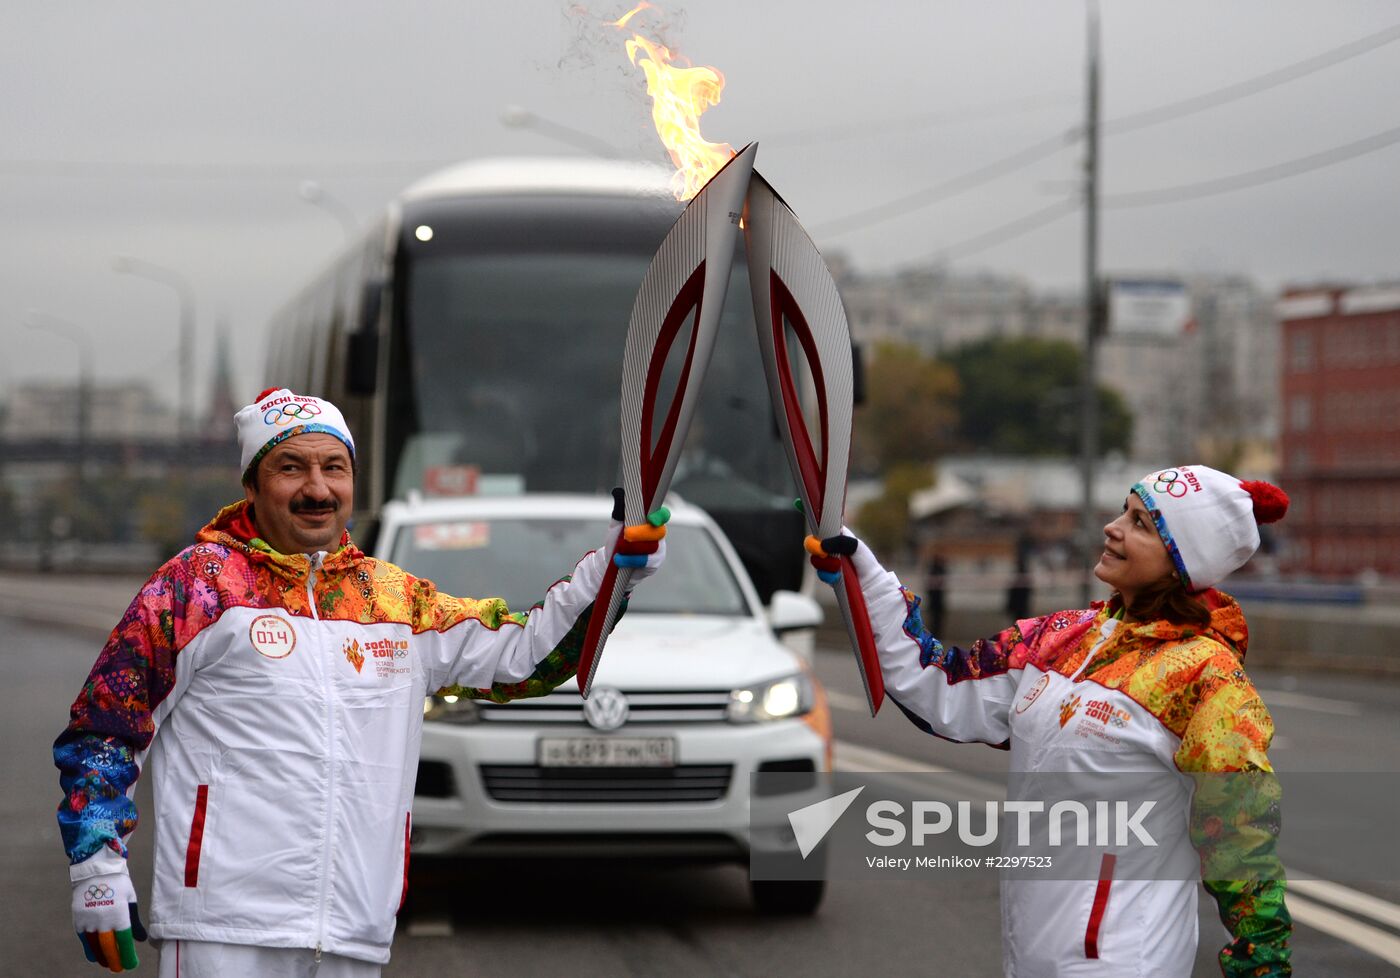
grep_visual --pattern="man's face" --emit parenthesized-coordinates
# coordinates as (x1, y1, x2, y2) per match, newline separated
(243, 433, 354, 555)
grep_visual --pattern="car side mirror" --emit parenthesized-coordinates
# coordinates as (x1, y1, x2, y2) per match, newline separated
(768, 589, 823, 634)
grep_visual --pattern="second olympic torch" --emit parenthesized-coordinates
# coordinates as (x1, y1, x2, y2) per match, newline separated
(743, 172, 885, 716)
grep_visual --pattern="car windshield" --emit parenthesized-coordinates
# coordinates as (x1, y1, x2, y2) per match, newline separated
(390, 518, 749, 617)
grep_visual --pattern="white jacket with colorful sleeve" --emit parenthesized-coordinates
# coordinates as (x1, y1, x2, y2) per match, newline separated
(55, 500, 612, 965)
(849, 539, 1291, 978)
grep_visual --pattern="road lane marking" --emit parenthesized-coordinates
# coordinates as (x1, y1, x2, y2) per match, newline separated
(405, 915, 454, 938)
(1288, 893, 1400, 967)
(833, 741, 948, 775)
(833, 740, 1005, 803)
(1257, 689, 1362, 716)
(826, 689, 872, 712)
(1289, 878, 1400, 930)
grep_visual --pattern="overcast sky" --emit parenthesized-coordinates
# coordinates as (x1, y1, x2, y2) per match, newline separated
(5, 1, 1398, 409)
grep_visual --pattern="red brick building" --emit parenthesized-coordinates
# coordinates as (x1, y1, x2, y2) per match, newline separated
(1277, 286, 1400, 578)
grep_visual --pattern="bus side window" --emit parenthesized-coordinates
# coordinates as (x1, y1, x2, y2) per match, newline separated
(347, 280, 382, 396)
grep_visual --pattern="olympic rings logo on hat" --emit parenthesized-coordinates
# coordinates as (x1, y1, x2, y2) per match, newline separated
(84, 884, 115, 901)
(263, 403, 322, 426)
(1153, 469, 1188, 498)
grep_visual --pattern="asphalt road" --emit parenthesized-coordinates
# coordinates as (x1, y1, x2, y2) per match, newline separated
(6, 577, 1399, 976)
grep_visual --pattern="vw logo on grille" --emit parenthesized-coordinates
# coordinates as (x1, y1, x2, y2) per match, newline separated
(583, 686, 629, 731)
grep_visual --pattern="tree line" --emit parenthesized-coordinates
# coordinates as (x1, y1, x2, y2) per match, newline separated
(852, 336, 1133, 553)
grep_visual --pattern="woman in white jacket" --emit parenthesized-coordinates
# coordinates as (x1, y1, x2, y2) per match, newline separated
(810, 465, 1291, 977)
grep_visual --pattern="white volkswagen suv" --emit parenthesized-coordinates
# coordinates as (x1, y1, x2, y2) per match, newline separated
(375, 493, 831, 913)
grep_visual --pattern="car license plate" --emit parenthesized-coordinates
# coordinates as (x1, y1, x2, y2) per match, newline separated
(537, 737, 676, 768)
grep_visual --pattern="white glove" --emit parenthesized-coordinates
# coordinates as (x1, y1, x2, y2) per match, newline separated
(72, 867, 146, 971)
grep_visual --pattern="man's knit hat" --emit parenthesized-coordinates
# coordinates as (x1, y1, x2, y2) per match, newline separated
(1130, 465, 1288, 592)
(235, 387, 355, 480)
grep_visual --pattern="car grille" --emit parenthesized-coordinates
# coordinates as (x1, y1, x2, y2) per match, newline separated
(479, 764, 734, 803)
(475, 689, 731, 725)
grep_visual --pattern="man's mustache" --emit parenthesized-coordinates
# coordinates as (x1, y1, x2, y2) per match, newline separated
(290, 497, 340, 515)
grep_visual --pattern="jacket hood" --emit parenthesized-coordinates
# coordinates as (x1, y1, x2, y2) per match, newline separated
(197, 500, 362, 574)
(1108, 588, 1249, 659)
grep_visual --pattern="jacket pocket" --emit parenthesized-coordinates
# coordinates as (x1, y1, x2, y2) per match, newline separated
(184, 784, 210, 887)
(1083, 853, 1117, 959)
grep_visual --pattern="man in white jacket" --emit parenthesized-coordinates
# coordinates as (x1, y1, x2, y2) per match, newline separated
(55, 388, 666, 977)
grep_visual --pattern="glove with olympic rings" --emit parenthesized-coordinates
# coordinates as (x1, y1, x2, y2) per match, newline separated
(72, 868, 147, 972)
(608, 487, 668, 588)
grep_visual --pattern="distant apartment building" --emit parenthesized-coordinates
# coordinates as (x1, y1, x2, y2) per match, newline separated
(1277, 285, 1400, 578)
(835, 260, 1275, 464)
(2, 380, 178, 441)
(1098, 275, 1277, 466)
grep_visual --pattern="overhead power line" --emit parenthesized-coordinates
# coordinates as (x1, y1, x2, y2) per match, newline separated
(930, 197, 1080, 262)
(816, 19, 1400, 239)
(1103, 123, 1400, 208)
(810, 130, 1075, 236)
(764, 92, 1079, 148)
(926, 122, 1400, 263)
(1103, 21, 1400, 136)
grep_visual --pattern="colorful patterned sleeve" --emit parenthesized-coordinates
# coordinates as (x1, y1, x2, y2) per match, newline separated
(53, 566, 187, 869)
(413, 548, 612, 703)
(438, 591, 596, 704)
(859, 570, 1025, 746)
(1175, 657, 1292, 977)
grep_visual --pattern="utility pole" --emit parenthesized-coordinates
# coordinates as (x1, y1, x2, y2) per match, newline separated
(1079, 1, 1102, 605)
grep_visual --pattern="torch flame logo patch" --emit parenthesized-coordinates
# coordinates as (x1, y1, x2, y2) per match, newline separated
(343, 638, 364, 674)
(1059, 694, 1081, 728)
(613, 3, 735, 201)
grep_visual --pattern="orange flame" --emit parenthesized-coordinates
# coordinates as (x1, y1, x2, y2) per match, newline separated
(610, 1, 653, 28)
(616, 8, 735, 201)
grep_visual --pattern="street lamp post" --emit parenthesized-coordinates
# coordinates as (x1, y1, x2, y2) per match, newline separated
(112, 256, 196, 447)
(499, 104, 625, 158)
(24, 310, 93, 490)
(1078, 4, 1103, 606)
(113, 256, 196, 539)
(298, 180, 359, 244)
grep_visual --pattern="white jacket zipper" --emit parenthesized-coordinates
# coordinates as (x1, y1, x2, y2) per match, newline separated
(307, 552, 334, 961)
(1069, 618, 1120, 681)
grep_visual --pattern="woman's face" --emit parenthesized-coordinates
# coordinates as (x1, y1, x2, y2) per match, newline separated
(1094, 493, 1177, 606)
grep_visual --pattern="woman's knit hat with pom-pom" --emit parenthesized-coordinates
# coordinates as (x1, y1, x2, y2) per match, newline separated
(1130, 465, 1289, 592)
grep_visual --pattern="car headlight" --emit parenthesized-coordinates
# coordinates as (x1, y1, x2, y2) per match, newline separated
(727, 673, 814, 723)
(423, 693, 481, 724)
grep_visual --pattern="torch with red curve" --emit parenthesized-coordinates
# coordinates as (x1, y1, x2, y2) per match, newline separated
(742, 171, 884, 716)
(576, 142, 759, 698)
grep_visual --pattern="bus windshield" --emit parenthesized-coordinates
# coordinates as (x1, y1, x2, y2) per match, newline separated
(399, 243, 796, 516)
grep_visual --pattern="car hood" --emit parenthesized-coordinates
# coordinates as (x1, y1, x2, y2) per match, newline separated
(552, 614, 804, 691)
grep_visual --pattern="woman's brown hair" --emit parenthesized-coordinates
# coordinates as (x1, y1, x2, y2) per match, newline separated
(1114, 575, 1212, 628)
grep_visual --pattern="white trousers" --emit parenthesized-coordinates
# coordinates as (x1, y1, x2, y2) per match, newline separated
(156, 940, 382, 978)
